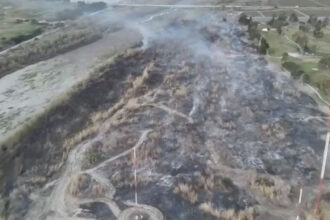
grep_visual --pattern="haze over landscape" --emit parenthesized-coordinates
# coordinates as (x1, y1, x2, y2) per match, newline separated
(0, 0, 330, 220)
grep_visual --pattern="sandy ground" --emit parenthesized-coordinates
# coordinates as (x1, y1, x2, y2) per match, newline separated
(0, 28, 142, 144)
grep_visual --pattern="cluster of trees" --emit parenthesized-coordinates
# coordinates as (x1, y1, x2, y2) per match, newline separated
(239, 13, 269, 55)
(292, 31, 315, 53)
(268, 12, 287, 34)
(57, 1, 107, 20)
(291, 15, 329, 53)
(267, 12, 299, 34)
(267, 12, 329, 38)
(300, 15, 329, 38)
(0, 21, 102, 78)
(238, 13, 252, 26)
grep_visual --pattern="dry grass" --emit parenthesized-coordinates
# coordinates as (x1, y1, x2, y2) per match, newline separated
(250, 175, 277, 201)
(68, 173, 107, 198)
(198, 173, 215, 192)
(199, 202, 255, 220)
(305, 198, 330, 220)
(248, 174, 291, 205)
(173, 183, 198, 204)
(63, 125, 98, 149)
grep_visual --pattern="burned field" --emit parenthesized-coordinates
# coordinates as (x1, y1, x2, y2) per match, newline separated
(0, 7, 329, 220)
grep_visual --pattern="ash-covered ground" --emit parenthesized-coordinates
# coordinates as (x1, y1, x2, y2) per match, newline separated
(1, 2, 330, 220)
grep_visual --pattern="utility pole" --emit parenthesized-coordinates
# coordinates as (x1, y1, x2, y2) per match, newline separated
(296, 188, 303, 220)
(315, 132, 330, 216)
(133, 146, 138, 205)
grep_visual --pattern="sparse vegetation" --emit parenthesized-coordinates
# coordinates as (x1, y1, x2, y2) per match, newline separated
(173, 183, 198, 204)
(0, 2, 43, 50)
(319, 56, 330, 69)
(199, 202, 255, 220)
(282, 61, 304, 79)
(68, 173, 108, 198)
(304, 194, 330, 220)
(289, 13, 299, 23)
(250, 175, 277, 201)
(248, 174, 291, 205)
(56, 1, 107, 20)
(83, 142, 104, 168)
(0, 19, 102, 78)
(258, 37, 269, 55)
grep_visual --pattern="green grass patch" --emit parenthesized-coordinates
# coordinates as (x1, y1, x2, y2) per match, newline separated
(283, 55, 330, 101)
(261, 29, 299, 57)
(0, 1, 42, 49)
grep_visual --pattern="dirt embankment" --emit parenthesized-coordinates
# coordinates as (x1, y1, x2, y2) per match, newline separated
(0, 19, 102, 79)
(0, 48, 150, 219)
(2, 36, 328, 219)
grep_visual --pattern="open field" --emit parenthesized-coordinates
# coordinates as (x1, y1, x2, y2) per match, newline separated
(0, 2, 41, 50)
(0, 0, 79, 51)
(257, 21, 330, 101)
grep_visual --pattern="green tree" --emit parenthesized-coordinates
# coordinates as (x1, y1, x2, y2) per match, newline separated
(278, 12, 288, 23)
(313, 20, 324, 38)
(248, 21, 260, 40)
(293, 32, 309, 52)
(313, 29, 324, 38)
(267, 15, 276, 26)
(289, 13, 299, 23)
(322, 17, 329, 27)
(307, 15, 318, 26)
(277, 25, 283, 34)
(258, 37, 269, 55)
(239, 13, 251, 25)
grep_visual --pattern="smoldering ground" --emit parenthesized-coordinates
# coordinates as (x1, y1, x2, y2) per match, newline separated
(1, 1, 329, 220)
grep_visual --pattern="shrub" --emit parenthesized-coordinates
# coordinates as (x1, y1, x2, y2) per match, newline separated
(319, 56, 330, 69)
(322, 17, 329, 27)
(289, 13, 299, 23)
(282, 61, 304, 79)
(313, 29, 324, 38)
(173, 183, 198, 204)
(299, 23, 310, 32)
(303, 73, 310, 83)
(238, 13, 251, 25)
(258, 37, 269, 55)
(281, 52, 289, 62)
(248, 21, 260, 41)
(10, 27, 42, 44)
(199, 202, 255, 220)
